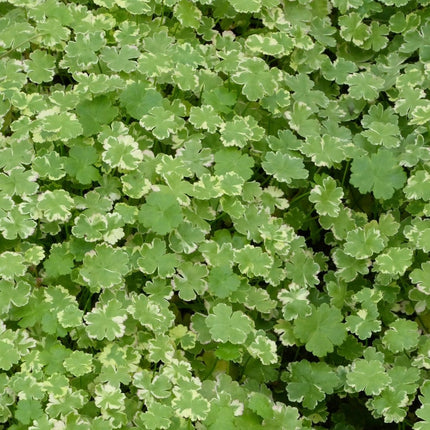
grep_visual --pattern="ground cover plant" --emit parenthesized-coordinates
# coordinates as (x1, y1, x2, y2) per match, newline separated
(0, 0, 430, 428)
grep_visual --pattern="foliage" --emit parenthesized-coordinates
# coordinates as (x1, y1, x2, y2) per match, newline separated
(0, 0, 430, 429)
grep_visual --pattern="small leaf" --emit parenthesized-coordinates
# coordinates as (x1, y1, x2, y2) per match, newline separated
(293, 303, 347, 357)
(347, 358, 391, 395)
(309, 176, 344, 217)
(85, 299, 127, 341)
(382, 319, 420, 353)
(206, 303, 254, 344)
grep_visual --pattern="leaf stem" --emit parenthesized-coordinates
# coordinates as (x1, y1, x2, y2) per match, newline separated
(241, 101, 251, 116)
(160, 0, 165, 26)
(97, 61, 104, 75)
(341, 159, 350, 187)
(213, 211, 227, 222)
(289, 190, 310, 205)
(260, 174, 272, 187)
(171, 22, 179, 37)
(0, 34, 40, 59)
(64, 223, 70, 240)
(202, 357, 218, 380)
(293, 346, 301, 361)
(238, 355, 251, 380)
(303, 214, 319, 224)
(416, 314, 428, 334)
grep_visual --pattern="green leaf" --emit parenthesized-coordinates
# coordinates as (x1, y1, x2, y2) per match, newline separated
(404, 219, 430, 254)
(220, 115, 264, 148)
(373, 247, 413, 275)
(63, 350, 93, 376)
(232, 58, 278, 100)
(0, 167, 38, 197)
(278, 284, 311, 321)
(309, 176, 344, 217)
(344, 223, 386, 259)
(347, 358, 391, 395)
(346, 288, 382, 340)
(1, 1, 430, 427)
(404, 170, 430, 201)
(121, 164, 152, 199)
(61, 32, 105, 72)
(191, 174, 223, 199)
(26, 50, 56, 84)
(246, 33, 290, 56)
(382, 319, 420, 353)
(0, 252, 26, 280)
(128, 294, 175, 334)
(76, 95, 119, 137)
(416, 381, 430, 430)
(234, 245, 273, 278)
(85, 299, 127, 340)
(140, 106, 184, 140)
(134, 370, 172, 400)
(400, 23, 430, 63)
(15, 399, 43, 424)
(347, 71, 385, 101)
(64, 143, 101, 185)
(189, 105, 223, 133)
(321, 57, 358, 85)
(361, 121, 400, 149)
(202, 86, 237, 114)
(410, 262, 430, 295)
(206, 303, 254, 344)
(35, 110, 83, 142)
(262, 151, 308, 184)
(169, 221, 206, 254)
(370, 389, 409, 423)
(101, 133, 143, 171)
(285, 250, 320, 287)
(116, 0, 153, 14)
(0, 139, 33, 171)
(172, 64, 200, 92)
(339, 13, 370, 46)
(138, 188, 183, 235)
(228, 0, 262, 13)
(247, 334, 278, 365)
(137, 237, 177, 278)
(172, 386, 210, 421)
(72, 213, 108, 242)
(411, 102, 430, 126)
(135, 402, 172, 430)
(207, 265, 241, 298)
(44, 243, 74, 278)
(332, 247, 370, 282)
(100, 45, 139, 73)
(199, 241, 235, 267)
(176, 140, 214, 178)
(0, 205, 36, 240)
(37, 190, 74, 222)
(174, 0, 202, 28)
(119, 81, 163, 119)
(293, 303, 347, 357)
(32, 151, 66, 180)
(286, 360, 340, 408)
(0, 280, 31, 313)
(0, 325, 21, 370)
(79, 244, 129, 292)
(350, 149, 406, 199)
(94, 383, 125, 410)
(300, 134, 349, 167)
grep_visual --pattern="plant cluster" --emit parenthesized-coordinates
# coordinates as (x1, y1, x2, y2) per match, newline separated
(0, 0, 430, 428)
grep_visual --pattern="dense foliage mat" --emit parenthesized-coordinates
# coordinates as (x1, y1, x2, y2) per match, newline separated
(1, 0, 430, 428)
